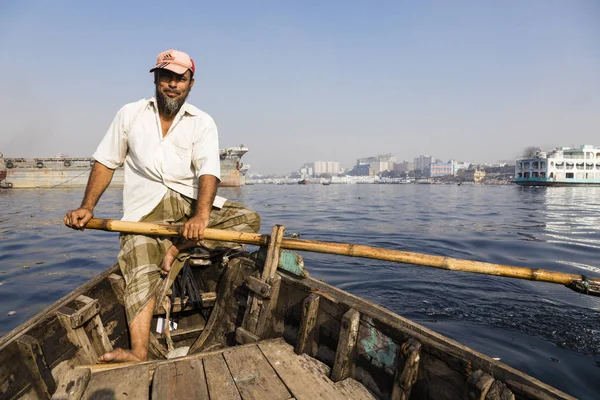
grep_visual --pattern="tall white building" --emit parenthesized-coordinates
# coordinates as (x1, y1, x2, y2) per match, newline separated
(313, 161, 340, 175)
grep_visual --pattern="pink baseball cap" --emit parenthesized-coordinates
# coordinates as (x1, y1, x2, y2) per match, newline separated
(150, 49, 196, 75)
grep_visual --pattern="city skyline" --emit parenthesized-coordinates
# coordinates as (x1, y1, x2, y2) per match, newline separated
(1, 1, 598, 175)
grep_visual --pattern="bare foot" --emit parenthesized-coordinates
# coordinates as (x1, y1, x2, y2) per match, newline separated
(159, 245, 179, 276)
(98, 348, 143, 363)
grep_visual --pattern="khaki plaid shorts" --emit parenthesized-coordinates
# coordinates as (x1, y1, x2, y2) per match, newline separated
(118, 189, 260, 322)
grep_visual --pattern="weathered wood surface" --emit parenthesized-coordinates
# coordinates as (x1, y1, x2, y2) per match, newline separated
(468, 370, 495, 400)
(255, 274, 283, 338)
(242, 225, 286, 336)
(82, 339, 283, 375)
(81, 364, 150, 399)
(84, 314, 113, 359)
(331, 308, 360, 382)
(246, 275, 273, 298)
(190, 256, 259, 353)
(204, 354, 242, 400)
(259, 340, 346, 400)
(392, 339, 421, 400)
(278, 273, 575, 400)
(294, 293, 320, 356)
(334, 378, 378, 400)
(223, 344, 291, 400)
(152, 359, 209, 400)
(16, 335, 56, 398)
(236, 327, 260, 345)
(51, 368, 90, 400)
(486, 380, 515, 400)
(69, 296, 101, 329)
(56, 306, 98, 364)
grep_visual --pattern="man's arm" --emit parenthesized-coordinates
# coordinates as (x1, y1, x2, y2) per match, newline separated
(181, 174, 218, 241)
(64, 162, 115, 230)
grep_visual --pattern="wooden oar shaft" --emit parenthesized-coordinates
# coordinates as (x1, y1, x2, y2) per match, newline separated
(85, 218, 600, 287)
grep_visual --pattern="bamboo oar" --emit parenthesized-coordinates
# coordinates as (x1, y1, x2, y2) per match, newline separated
(84, 218, 600, 296)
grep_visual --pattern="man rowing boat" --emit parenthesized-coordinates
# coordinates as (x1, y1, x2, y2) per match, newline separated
(64, 49, 260, 363)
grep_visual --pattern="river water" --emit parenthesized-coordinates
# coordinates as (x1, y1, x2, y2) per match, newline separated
(1, 184, 599, 398)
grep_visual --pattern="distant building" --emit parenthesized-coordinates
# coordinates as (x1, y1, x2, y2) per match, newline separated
(414, 155, 433, 177)
(453, 161, 470, 175)
(299, 166, 313, 177)
(393, 161, 413, 173)
(352, 164, 374, 176)
(313, 160, 340, 176)
(430, 161, 453, 177)
(458, 168, 486, 183)
(356, 154, 396, 174)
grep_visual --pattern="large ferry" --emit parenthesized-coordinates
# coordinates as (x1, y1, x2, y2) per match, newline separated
(0, 146, 250, 189)
(515, 144, 600, 186)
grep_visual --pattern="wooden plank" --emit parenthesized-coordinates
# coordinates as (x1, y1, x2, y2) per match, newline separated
(204, 354, 242, 400)
(262, 225, 286, 280)
(392, 338, 421, 400)
(468, 370, 495, 400)
(223, 344, 290, 400)
(258, 340, 344, 400)
(71, 296, 101, 329)
(334, 378, 377, 400)
(242, 225, 286, 336)
(56, 306, 97, 363)
(236, 327, 260, 345)
(82, 364, 150, 399)
(16, 335, 56, 398)
(107, 273, 125, 305)
(246, 276, 272, 298)
(51, 368, 91, 400)
(189, 256, 259, 353)
(331, 308, 360, 382)
(255, 274, 282, 338)
(83, 338, 284, 375)
(295, 293, 320, 356)
(85, 314, 113, 358)
(151, 358, 209, 400)
(0, 343, 37, 399)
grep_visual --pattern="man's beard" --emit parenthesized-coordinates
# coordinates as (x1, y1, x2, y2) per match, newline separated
(156, 87, 189, 117)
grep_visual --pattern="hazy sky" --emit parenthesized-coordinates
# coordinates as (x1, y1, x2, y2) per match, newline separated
(1, 1, 598, 175)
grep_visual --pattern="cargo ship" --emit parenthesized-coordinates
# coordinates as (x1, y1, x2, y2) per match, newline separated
(0, 146, 249, 189)
(515, 144, 600, 186)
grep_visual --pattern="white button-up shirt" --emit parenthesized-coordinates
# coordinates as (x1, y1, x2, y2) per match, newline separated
(93, 97, 226, 222)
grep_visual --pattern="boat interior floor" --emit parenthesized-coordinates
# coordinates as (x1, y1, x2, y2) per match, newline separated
(54, 338, 376, 400)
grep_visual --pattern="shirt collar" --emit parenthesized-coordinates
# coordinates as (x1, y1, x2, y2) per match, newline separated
(149, 97, 198, 116)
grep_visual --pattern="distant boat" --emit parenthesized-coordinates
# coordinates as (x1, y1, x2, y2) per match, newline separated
(322, 182, 331, 186)
(298, 179, 309, 185)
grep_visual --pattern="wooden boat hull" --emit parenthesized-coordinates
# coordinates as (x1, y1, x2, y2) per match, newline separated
(0, 250, 573, 399)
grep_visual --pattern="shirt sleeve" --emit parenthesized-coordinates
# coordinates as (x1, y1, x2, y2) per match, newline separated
(92, 105, 129, 169)
(192, 115, 221, 181)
